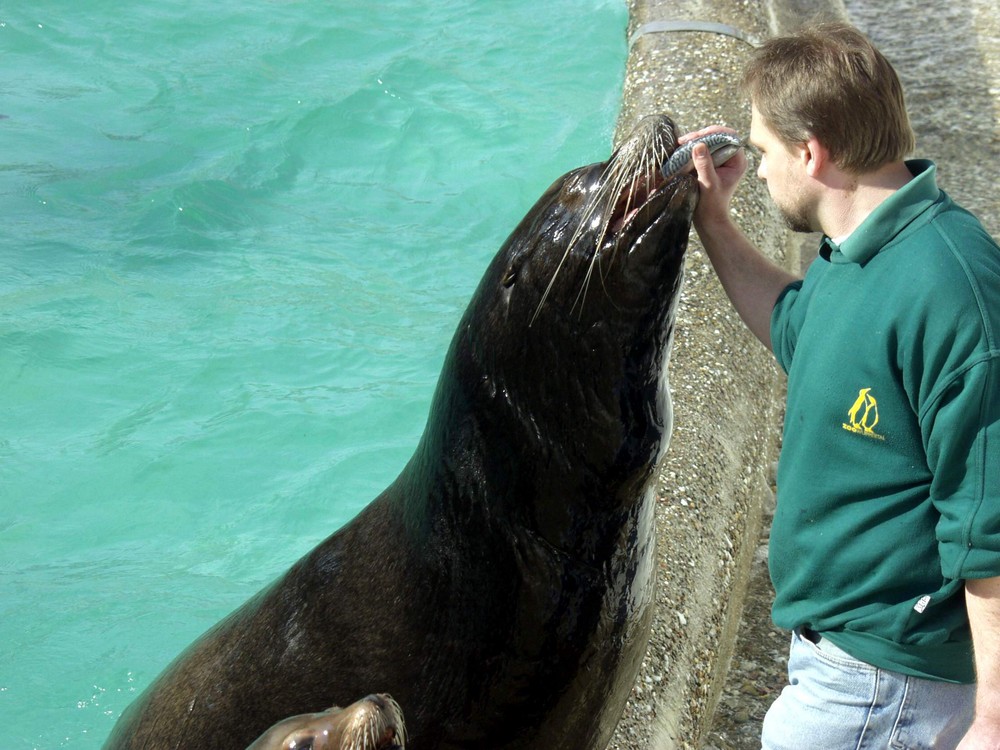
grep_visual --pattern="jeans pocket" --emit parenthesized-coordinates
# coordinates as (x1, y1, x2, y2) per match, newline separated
(763, 631, 881, 750)
(889, 675, 974, 750)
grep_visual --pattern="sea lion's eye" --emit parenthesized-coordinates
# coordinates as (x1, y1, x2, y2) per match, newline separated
(501, 268, 517, 287)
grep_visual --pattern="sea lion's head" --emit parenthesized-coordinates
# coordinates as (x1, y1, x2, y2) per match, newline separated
(431, 114, 696, 530)
(246, 694, 405, 750)
(483, 113, 695, 334)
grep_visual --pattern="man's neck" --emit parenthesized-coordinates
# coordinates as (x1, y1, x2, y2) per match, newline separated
(818, 161, 914, 239)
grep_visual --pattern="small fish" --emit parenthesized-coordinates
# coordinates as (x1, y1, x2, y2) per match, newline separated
(660, 132, 743, 179)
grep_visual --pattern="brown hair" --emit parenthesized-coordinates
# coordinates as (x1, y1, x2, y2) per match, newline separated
(741, 22, 915, 173)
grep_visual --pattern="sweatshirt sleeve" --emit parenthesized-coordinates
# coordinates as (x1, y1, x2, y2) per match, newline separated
(923, 354, 1000, 579)
(770, 279, 806, 374)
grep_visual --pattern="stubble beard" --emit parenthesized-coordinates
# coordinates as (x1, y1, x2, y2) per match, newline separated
(773, 192, 816, 234)
(780, 207, 814, 234)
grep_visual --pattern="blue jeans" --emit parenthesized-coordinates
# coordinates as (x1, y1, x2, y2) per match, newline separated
(761, 629, 975, 750)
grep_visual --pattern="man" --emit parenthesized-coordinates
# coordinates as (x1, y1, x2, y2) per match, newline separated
(683, 22, 1000, 749)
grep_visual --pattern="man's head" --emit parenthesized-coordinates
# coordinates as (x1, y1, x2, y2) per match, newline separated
(742, 22, 915, 175)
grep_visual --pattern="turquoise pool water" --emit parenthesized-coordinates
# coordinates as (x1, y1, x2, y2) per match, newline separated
(0, 1, 627, 747)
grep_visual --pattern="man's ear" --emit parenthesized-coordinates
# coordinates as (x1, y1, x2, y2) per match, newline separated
(802, 135, 829, 177)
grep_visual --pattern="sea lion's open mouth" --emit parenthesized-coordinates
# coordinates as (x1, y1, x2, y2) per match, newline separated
(608, 171, 661, 234)
(607, 169, 693, 237)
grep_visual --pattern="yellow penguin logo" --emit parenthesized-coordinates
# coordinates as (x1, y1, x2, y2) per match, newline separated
(842, 388, 885, 441)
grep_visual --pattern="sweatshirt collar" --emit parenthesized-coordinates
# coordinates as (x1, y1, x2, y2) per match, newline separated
(820, 159, 939, 264)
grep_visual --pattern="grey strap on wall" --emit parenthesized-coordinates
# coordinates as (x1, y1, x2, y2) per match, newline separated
(629, 20, 761, 48)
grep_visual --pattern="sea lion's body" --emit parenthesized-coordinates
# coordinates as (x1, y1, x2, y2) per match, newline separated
(105, 114, 697, 750)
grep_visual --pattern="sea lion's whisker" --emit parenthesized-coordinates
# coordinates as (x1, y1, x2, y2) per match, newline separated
(533, 133, 672, 324)
(573, 167, 637, 317)
(531, 170, 613, 324)
(531, 244, 573, 325)
(554, 201, 613, 319)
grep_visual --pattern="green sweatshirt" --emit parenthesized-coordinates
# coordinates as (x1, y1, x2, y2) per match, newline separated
(769, 160, 1000, 683)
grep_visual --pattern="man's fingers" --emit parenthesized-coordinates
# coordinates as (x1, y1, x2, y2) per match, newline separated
(677, 124, 740, 145)
(691, 142, 717, 186)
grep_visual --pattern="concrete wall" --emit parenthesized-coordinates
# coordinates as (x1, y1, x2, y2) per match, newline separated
(607, 2, 845, 748)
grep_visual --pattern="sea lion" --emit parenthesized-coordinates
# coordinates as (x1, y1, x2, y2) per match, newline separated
(104, 113, 697, 750)
(246, 694, 405, 750)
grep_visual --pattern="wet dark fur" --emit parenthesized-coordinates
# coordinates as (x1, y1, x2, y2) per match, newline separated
(104, 114, 697, 750)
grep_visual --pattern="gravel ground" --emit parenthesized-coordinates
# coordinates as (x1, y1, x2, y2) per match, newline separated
(702, 469, 785, 750)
